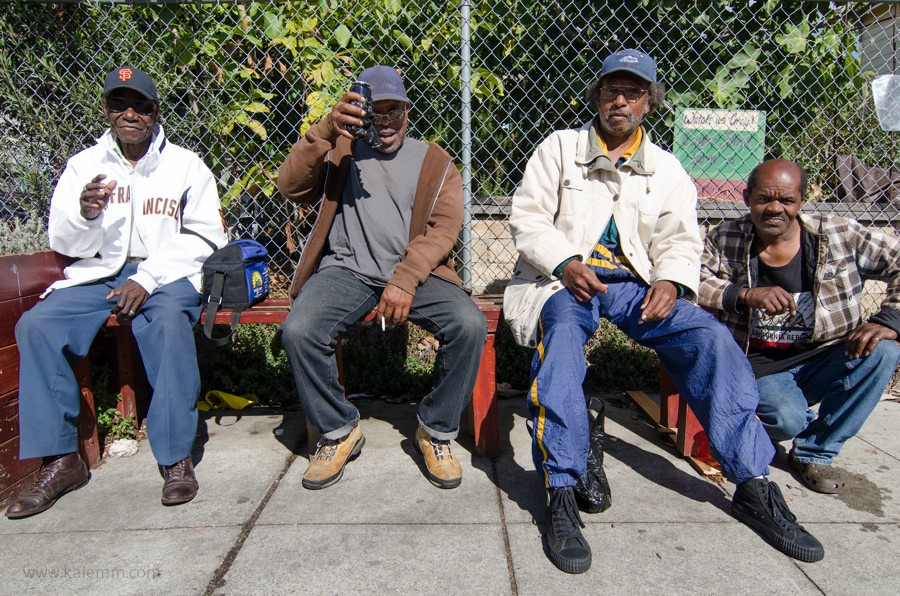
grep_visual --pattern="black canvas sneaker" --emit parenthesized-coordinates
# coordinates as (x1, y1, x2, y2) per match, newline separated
(545, 486, 592, 573)
(732, 477, 825, 563)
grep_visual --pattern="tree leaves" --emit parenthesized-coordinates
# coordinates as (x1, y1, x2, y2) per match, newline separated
(776, 18, 810, 54)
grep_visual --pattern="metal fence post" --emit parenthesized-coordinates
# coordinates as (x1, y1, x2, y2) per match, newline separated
(459, 0, 473, 287)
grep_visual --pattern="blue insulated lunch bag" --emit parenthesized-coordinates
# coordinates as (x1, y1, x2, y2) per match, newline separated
(200, 239, 270, 345)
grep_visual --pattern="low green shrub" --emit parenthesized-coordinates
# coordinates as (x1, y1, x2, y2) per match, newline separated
(90, 364, 136, 443)
(196, 323, 293, 406)
(494, 318, 660, 393)
(584, 320, 660, 392)
(194, 315, 661, 407)
(0, 213, 48, 255)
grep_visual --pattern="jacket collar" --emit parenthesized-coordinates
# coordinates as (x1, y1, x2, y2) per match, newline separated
(576, 119, 653, 175)
(98, 124, 167, 171)
(740, 212, 821, 276)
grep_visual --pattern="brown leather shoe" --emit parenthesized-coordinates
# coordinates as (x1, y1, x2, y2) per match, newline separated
(415, 427, 462, 489)
(161, 457, 199, 506)
(5, 453, 89, 519)
(302, 425, 365, 490)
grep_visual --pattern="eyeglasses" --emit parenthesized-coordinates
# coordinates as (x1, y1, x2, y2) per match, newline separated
(599, 86, 648, 103)
(106, 97, 157, 116)
(373, 108, 406, 125)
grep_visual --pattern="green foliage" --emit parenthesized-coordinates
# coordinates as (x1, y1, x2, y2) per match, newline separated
(0, 4, 105, 216)
(340, 322, 434, 398)
(584, 320, 660, 392)
(90, 364, 136, 443)
(0, 213, 48, 255)
(196, 323, 294, 406)
(494, 323, 533, 389)
(96, 403, 137, 443)
(466, 0, 879, 197)
(793, 92, 895, 201)
(494, 318, 660, 393)
(207, 317, 658, 409)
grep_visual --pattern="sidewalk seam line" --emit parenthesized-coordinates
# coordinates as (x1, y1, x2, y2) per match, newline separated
(203, 452, 297, 596)
(857, 436, 900, 463)
(491, 457, 518, 596)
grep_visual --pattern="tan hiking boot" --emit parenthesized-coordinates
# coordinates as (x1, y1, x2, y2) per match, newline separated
(415, 427, 462, 489)
(302, 425, 365, 490)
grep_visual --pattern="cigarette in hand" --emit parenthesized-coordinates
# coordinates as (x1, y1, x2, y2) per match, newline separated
(381, 316, 386, 332)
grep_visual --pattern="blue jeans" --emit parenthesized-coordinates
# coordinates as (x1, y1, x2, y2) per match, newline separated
(15, 263, 203, 466)
(756, 340, 900, 464)
(529, 281, 774, 487)
(280, 266, 486, 440)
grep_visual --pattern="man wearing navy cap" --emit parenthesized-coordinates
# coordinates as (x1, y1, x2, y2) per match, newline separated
(504, 49, 824, 572)
(278, 66, 486, 491)
(6, 66, 227, 518)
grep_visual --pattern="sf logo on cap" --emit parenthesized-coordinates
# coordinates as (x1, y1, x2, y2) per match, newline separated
(118, 68, 133, 82)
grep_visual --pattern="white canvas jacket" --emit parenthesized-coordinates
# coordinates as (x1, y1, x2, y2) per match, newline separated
(504, 121, 702, 347)
(45, 126, 227, 296)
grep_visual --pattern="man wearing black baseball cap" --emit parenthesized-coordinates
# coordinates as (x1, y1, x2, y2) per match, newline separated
(103, 65, 159, 101)
(504, 48, 824, 572)
(278, 65, 486, 492)
(7, 66, 227, 519)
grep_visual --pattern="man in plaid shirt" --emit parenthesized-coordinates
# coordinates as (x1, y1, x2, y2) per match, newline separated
(700, 158, 900, 495)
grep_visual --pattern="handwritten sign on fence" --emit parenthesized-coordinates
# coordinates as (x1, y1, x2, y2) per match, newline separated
(673, 108, 766, 201)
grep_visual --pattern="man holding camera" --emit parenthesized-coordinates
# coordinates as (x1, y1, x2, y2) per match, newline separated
(278, 65, 486, 491)
(504, 49, 824, 572)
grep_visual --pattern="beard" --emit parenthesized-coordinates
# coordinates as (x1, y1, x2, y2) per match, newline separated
(597, 109, 642, 139)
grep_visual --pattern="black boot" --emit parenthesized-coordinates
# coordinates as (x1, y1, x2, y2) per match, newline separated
(732, 478, 824, 562)
(545, 486, 592, 573)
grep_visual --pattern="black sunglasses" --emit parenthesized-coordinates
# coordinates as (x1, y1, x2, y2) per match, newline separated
(106, 97, 157, 116)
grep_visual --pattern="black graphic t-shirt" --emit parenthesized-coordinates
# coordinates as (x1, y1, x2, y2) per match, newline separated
(747, 246, 828, 378)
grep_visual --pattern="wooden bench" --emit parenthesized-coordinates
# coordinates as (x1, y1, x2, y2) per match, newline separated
(0, 251, 100, 503)
(105, 296, 503, 459)
(1, 250, 503, 500)
(628, 369, 720, 477)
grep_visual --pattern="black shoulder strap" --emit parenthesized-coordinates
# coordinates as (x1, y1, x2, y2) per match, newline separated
(202, 271, 239, 346)
(178, 188, 220, 252)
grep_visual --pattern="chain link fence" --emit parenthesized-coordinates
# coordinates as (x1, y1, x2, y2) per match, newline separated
(1, 1, 897, 301)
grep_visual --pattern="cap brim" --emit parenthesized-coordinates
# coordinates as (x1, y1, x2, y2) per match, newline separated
(104, 84, 157, 101)
(371, 93, 410, 103)
(601, 66, 655, 83)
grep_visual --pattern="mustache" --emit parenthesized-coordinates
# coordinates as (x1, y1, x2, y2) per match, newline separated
(603, 110, 636, 122)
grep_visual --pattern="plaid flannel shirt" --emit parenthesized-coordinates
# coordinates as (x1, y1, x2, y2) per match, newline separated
(699, 212, 900, 352)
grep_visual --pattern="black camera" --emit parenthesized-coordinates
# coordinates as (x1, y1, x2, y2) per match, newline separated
(346, 81, 381, 149)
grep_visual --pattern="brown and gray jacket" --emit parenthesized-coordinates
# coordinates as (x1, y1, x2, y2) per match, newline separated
(278, 119, 466, 299)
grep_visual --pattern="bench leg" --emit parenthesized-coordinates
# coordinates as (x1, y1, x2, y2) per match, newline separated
(676, 397, 711, 459)
(471, 330, 500, 457)
(73, 359, 101, 468)
(114, 329, 139, 428)
(660, 367, 713, 461)
(659, 367, 679, 429)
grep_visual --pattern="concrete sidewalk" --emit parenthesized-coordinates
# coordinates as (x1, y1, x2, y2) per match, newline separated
(1, 393, 898, 595)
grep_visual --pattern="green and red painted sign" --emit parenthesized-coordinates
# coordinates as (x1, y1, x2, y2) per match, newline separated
(673, 108, 766, 201)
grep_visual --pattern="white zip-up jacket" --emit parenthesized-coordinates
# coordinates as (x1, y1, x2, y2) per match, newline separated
(504, 121, 702, 347)
(45, 126, 227, 296)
